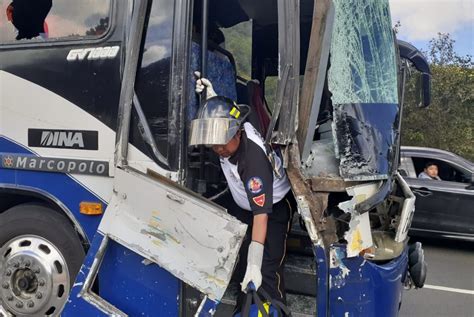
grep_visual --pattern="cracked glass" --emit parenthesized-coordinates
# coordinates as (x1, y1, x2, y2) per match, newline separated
(328, 0, 398, 104)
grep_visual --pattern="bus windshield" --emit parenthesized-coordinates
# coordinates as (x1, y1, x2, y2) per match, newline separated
(328, 0, 399, 180)
(329, 0, 398, 104)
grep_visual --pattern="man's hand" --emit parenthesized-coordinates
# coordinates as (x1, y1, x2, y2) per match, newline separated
(241, 241, 264, 292)
(194, 71, 217, 99)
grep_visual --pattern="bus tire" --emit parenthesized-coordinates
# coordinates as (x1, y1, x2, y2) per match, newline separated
(0, 203, 85, 316)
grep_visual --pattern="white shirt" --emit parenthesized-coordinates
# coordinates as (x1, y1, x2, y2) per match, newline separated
(220, 123, 291, 213)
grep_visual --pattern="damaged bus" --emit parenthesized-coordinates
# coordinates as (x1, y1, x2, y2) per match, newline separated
(0, 0, 430, 316)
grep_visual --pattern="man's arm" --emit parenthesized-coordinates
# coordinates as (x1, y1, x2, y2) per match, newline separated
(252, 213, 268, 244)
(238, 136, 274, 292)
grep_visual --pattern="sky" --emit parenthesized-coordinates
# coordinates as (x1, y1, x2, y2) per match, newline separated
(389, 0, 474, 57)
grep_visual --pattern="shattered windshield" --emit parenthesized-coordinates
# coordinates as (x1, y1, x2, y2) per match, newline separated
(328, 0, 399, 180)
(328, 0, 398, 104)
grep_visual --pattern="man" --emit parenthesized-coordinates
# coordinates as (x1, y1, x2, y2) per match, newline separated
(191, 75, 293, 314)
(418, 161, 441, 180)
(6, 0, 52, 40)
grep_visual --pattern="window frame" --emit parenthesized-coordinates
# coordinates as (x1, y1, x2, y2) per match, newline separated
(132, 0, 176, 170)
(168, 0, 193, 174)
(0, 0, 117, 48)
(399, 155, 416, 178)
(128, 0, 193, 173)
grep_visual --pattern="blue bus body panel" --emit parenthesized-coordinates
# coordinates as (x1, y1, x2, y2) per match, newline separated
(315, 245, 329, 316)
(64, 233, 181, 316)
(98, 239, 180, 316)
(62, 233, 110, 317)
(327, 245, 408, 317)
(0, 136, 104, 240)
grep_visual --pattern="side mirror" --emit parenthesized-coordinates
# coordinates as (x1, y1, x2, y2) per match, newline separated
(420, 72, 431, 107)
(398, 40, 431, 107)
(414, 72, 431, 108)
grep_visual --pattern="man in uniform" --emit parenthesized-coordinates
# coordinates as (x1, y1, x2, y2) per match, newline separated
(190, 75, 293, 314)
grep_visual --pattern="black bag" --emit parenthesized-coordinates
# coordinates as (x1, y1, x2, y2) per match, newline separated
(235, 287, 291, 317)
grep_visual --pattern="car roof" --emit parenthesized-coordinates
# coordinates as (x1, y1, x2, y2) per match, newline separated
(401, 146, 474, 171)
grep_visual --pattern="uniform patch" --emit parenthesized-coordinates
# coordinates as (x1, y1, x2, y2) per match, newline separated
(253, 194, 266, 207)
(247, 177, 263, 194)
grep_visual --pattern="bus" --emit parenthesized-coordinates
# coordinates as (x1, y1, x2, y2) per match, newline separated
(0, 0, 430, 315)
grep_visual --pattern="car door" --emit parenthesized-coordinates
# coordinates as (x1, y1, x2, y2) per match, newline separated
(400, 156, 435, 231)
(403, 155, 474, 237)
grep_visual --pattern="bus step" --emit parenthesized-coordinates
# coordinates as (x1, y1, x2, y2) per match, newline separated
(286, 213, 314, 255)
(284, 253, 317, 297)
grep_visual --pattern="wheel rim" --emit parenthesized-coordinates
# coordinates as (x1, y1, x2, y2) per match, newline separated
(0, 235, 70, 316)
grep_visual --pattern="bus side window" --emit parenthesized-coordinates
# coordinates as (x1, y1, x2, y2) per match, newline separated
(133, 0, 175, 162)
(0, 0, 111, 43)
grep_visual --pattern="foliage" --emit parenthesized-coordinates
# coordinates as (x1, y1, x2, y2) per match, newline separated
(401, 33, 474, 161)
(86, 17, 109, 37)
(222, 21, 279, 110)
(221, 21, 252, 79)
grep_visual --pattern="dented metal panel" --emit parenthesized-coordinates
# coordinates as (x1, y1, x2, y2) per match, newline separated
(99, 167, 247, 301)
(328, 245, 408, 316)
(328, 0, 400, 181)
(394, 172, 416, 242)
(332, 103, 399, 180)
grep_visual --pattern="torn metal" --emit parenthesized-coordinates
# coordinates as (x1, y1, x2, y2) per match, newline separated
(394, 172, 416, 242)
(301, 139, 361, 192)
(286, 143, 338, 248)
(338, 183, 380, 257)
(269, 0, 300, 146)
(99, 167, 247, 301)
(332, 103, 399, 181)
(329, 247, 351, 289)
(296, 195, 321, 244)
(78, 236, 128, 317)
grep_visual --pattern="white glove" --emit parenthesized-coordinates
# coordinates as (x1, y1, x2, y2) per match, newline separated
(241, 241, 264, 293)
(194, 71, 217, 99)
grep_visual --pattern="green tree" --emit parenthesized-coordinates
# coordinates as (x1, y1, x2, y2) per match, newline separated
(401, 33, 474, 161)
(222, 21, 252, 79)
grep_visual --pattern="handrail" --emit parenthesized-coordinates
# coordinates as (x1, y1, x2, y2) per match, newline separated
(133, 93, 170, 167)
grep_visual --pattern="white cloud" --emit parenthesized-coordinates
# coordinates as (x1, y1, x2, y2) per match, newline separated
(142, 45, 170, 67)
(389, 0, 474, 41)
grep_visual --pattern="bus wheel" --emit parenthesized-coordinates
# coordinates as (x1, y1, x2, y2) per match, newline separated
(0, 203, 85, 316)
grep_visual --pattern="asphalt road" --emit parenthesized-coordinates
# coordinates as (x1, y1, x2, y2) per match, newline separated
(400, 236, 474, 317)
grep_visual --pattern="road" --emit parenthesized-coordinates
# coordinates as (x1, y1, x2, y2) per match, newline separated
(400, 236, 474, 317)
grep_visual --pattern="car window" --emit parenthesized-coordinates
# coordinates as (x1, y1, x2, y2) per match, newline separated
(412, 157, 471, 183)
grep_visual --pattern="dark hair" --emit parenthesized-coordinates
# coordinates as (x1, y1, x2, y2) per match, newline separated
(424, 161, 438, 169)
(11, 0, 52, 40)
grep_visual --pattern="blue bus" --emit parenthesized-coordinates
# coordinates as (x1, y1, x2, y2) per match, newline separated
(0, 0, 430, 315)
